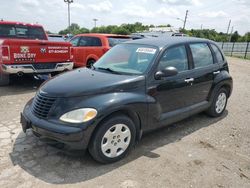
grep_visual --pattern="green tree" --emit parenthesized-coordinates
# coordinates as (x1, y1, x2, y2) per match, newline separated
(230, 31, 240, 42)
(111, 27, 130, 35)
(59, 23, 89, 35)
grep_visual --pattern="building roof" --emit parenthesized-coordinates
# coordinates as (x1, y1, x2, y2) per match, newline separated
(126, 37, 211, 49)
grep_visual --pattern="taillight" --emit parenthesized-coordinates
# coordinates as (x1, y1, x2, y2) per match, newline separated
(1, 46, 10, 60)
(102, 47, 110, 54)
(70, 47, 74, 60)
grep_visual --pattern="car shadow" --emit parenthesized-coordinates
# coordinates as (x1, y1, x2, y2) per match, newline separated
(9, 111, 228, 184)
(0, 75, 45, 97)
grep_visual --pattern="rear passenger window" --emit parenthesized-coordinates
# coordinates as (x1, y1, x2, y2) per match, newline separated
(158, 45, 188, 72)
(190, 43, 213, 68)
(211, 44, 224, 63)
(79, 37, 102, 47)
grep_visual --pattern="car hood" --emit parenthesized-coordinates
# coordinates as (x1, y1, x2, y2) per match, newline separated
(40, 68, 145, 97)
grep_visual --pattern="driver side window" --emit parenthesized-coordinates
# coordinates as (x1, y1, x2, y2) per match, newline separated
(70, 37, 80, 47)
(158, 45, 188, 72)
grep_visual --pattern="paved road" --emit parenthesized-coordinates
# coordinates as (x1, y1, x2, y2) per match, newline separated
(0, 57, 249, 188)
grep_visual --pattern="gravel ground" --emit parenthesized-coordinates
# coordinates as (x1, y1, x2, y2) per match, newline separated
(0, 57, 249, 188)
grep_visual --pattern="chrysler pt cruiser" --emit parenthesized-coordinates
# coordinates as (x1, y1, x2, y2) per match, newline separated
(21, 37, 233, 163)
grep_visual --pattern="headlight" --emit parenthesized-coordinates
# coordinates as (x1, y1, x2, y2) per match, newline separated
(60, 108, 97, 123)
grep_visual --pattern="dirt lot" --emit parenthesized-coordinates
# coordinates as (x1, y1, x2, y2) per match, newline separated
(0, 57, 249, 188)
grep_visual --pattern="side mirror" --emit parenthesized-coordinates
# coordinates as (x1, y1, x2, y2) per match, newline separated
(155, 66, 178, 80)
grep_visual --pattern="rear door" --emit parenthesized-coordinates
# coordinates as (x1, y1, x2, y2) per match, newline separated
(78, 36, 103, 66)
(187, 42, 220, 104)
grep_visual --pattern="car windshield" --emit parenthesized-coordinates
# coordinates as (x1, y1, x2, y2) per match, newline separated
(94, 43, 158, 75)
(108, 37, 131, 47)
(0, 24, 47, 40)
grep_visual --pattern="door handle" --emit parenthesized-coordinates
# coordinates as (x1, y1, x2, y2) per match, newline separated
(184, 78, 194, 83)
(213, 71, 220, 75)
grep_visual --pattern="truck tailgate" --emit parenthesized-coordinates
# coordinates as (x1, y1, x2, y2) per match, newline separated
(4, 39, 72, 64)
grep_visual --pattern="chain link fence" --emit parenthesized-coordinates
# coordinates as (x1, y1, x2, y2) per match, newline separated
(217, 42, 250, 59)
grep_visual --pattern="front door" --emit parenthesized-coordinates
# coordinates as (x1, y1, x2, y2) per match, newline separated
(147, 44, 196, 128)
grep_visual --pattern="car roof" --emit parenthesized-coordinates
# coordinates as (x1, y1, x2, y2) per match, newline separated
(126, 37, 212, 49)
(0, 20, 43, 28)
(76, 33, 131, 38)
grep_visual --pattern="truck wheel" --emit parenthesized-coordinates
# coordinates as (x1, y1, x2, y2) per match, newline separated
(206, 88, 228, 117)
(86, 59, 96, 68)
(0, 72, 10, 86)
(89, 115, 136, 163)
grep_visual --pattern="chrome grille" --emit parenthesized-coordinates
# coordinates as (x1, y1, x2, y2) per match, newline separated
(32, 93, 56, 118)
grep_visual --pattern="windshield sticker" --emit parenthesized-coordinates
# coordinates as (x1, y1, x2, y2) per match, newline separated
(136, 48, 156, 54)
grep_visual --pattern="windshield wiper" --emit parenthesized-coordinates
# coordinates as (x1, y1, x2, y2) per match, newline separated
(96, 67, 121, 74)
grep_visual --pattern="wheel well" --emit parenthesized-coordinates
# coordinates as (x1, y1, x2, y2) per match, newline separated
(90, 109, 142, 145)
(220, 84, 231, 97)
(87, 58, 96, 63)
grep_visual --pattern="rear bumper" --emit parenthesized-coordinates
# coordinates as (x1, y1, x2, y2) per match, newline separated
(1, 62, 74, 74)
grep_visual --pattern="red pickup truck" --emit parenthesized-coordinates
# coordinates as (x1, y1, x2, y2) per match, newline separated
(0, 21, 73, 85)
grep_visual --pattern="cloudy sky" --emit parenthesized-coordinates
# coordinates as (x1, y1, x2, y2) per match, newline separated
(0, 0, 249, 35)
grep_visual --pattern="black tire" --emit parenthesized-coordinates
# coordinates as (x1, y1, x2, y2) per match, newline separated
(206, 88, 228, 117)
(86, 59, 96, 68)
(0, 72, 10, 86)
(89, 114, 136, 164)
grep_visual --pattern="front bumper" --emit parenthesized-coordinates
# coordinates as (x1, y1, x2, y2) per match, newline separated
(2, 62, 74, 74)
(21, 102, 94, 150)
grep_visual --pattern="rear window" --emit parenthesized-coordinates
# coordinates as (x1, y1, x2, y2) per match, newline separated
(0, 24, 47, 40)
(48, 36, 65, 42)
(108, 37, 131, 47)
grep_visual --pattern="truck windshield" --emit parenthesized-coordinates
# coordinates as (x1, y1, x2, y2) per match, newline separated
(94, 43, 158, 75)
(0, 24, 47, 40)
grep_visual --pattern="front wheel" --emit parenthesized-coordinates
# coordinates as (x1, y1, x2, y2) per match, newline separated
(206, 88, 228, 117)
(89, 115, 136, 163)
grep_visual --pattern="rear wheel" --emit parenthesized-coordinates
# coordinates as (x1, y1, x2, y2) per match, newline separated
(89, 115, 136, 163)
(206, 88, 228, 117)
(0, 71, 10, 86)
(86, 59, 96, 68)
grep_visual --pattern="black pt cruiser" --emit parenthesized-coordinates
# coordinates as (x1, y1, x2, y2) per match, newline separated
(21, 37, 233, 163)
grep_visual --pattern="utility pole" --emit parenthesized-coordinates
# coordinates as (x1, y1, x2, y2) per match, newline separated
(93, 18, 98, 28)
(64, 0, 74, 32)
(229, 26, 234, 42)
(226, 19, 231, 34)
(183, 10, 188, 30)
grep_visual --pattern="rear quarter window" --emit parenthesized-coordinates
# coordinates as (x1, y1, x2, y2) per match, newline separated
(211, 44, 224, 63)
(190, 43, 213, 68)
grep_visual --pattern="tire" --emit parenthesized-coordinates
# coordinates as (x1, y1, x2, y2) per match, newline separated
(0, 71, 10, 86)
(206, 88, 228, 117)
(89, 114, 136, 163)
(86, 59, 96, 68)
